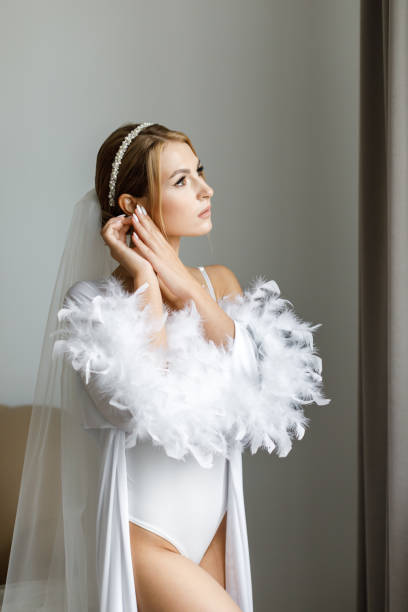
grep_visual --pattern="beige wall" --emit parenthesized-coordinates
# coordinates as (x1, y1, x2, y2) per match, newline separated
(0, 1, 359, 609)
(0, 406, 31, 584)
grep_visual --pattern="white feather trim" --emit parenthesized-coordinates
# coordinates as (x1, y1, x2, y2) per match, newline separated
(52, 274, 330, 468)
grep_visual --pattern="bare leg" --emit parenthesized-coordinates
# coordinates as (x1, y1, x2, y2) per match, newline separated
(129, 515, 241, 612)
(199, 511, 227, 588)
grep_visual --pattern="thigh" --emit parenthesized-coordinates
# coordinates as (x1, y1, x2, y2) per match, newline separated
(199, 511, 227, 588)
(132, 545, 241, 612)
(129, 519, 241, 612)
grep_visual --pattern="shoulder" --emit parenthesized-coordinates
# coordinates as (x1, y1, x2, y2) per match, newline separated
(205, 265, 243, 300)
(63, 279, 103, 305)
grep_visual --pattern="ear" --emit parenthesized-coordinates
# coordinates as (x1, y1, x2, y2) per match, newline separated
(117, 194, 149, 215)
(117, 193, 137, 215)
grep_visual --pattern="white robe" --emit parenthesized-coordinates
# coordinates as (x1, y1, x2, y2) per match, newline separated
(50, 273, 330, 612)
(83, 417, 253, 611)
(63, 278, 258, 612)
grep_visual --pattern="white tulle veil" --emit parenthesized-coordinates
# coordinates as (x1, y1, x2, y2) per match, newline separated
(3, 189, 117, 611)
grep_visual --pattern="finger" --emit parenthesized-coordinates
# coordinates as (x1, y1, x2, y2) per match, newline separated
(140, 208, 168, 244)
(102, 216, 133, 245)
(105, 215, 133, 234)
(132, 209, 163, 250)
(131, 231, 158, 266)
(132, 206, 147, 226)
(106, 215, 133, 232)
(102, 215, 131, 234)
(112, 215, 132, 225)
(131, 212, 151, 243)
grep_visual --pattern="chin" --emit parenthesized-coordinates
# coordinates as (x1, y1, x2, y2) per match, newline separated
(199, 220, 212, 235)
(183, 224, 213, 237)
(172, 218, 213, 237)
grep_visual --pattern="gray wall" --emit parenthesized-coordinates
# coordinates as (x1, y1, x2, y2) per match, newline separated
(0, 1, 359, 609)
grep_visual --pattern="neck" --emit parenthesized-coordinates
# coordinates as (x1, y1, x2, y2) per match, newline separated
(166, 235, 181, 257)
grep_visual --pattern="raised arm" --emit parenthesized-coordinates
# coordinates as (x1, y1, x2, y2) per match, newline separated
(53, 276, 168, 433)
(132, 268, 167, 349)
(53, 269, 331, 466)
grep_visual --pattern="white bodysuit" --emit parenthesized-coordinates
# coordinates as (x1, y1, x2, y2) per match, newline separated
(125, 266, 229, 564)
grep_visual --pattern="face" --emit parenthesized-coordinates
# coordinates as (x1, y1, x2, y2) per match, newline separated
(159, 141, 214, 237)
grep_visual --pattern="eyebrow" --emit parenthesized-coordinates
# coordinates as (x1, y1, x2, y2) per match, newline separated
(169, 160, 201, 180)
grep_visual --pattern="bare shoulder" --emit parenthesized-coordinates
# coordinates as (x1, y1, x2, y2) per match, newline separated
(205, 264, 243, 300)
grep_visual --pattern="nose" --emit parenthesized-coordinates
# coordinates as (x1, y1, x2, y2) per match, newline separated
(199, 180, 214, 199)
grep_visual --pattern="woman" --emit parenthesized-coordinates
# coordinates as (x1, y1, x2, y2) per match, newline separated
(3, 122, 330, 612)
(78, 121, 249, 611)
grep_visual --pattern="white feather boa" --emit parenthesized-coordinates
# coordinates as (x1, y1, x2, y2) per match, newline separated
(52, 275, 330, 468)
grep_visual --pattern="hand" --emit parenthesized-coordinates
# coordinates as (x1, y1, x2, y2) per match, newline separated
(130, 205, 200, 302)
(100, 214, 153, 278)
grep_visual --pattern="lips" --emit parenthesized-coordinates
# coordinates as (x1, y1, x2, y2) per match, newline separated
(198, 205, 211, 216)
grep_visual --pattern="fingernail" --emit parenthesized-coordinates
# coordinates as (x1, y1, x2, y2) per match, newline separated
(141, 206, 147, 215)
(118, 213, 126, 217)
(133, 231, 139, 240)
(133, 212, 139, 223)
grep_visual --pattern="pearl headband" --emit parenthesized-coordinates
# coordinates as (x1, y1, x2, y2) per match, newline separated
(108, 122, 154, 208)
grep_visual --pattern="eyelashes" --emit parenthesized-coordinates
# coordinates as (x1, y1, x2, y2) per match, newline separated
(175, 165, 205, 187)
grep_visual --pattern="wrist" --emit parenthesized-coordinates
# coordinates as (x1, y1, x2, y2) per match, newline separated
(132, 267, 156, 282)
(132, 270, 157, 292)
(182, 279, 207, 303)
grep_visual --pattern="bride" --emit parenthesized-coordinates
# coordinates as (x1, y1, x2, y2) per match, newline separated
(2, 121, 329, 612)
(95, 122, 245, 611)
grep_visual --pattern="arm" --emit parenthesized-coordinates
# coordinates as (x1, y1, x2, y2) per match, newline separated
(133, 269, 167, 349)
(181, 265, 243, 349)
(53, 276, 238, 465)
(53, 277, 169, 432)
(54, 271, 331, 463)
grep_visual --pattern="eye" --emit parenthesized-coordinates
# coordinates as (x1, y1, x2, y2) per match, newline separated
(175, 165, 205, 187)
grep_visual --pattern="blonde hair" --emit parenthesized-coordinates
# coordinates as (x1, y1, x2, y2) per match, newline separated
(95, 122, 206, 240)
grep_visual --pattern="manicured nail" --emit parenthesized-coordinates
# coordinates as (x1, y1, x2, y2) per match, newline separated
(133, 212, 139, 223)
(132, 231, 139, 240)
(136, 204, 142, 214)
(141, 206, 147, 215)
(118, 213, 126, 217)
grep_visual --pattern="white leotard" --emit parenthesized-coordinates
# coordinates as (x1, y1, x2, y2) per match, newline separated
(126, 266, 228, 564)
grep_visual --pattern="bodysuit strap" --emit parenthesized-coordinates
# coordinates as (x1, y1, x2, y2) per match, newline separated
(197, 266, 217, 301)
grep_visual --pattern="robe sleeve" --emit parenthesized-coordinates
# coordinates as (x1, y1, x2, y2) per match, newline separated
(228, 319, 261, 381)
(217, 274, 331, 456)
(52, 277, 237, 467)
(52, 277, 169, 434)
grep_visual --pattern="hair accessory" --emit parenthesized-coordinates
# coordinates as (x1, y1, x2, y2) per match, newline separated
(108, 122, 154, 208)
